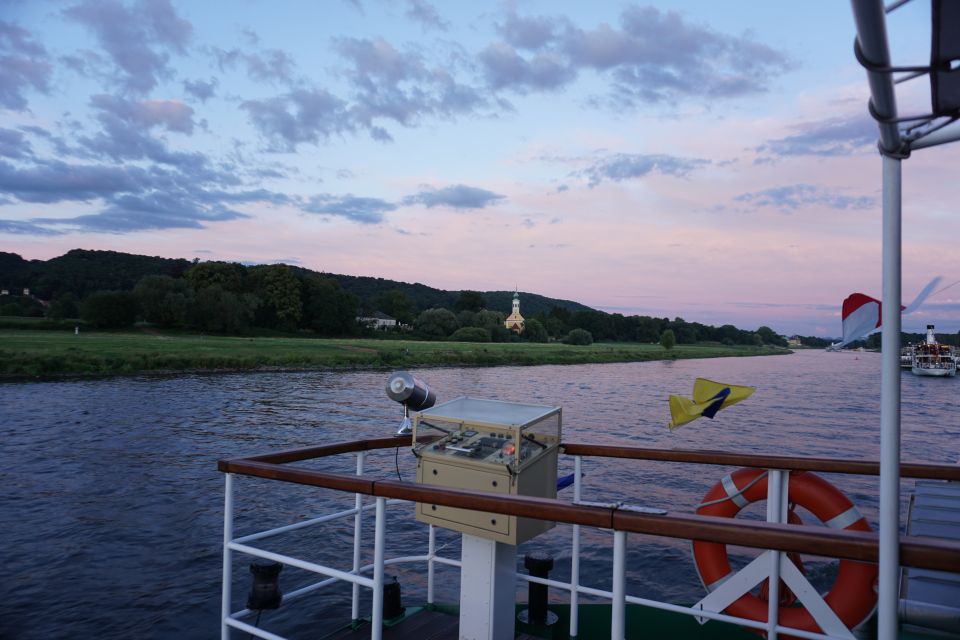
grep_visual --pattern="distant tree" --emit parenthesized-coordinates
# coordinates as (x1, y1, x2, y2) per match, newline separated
(189, 285, 255, 333)
(756, 326, 788, 347)
(184, 261, 246, 293)
(572, 310, 614, 341)
(0, 295, 44, 317)
(454, 290, 486, 312)
(635, 316, 661, 342)
(489, 325, 513, 343)
(541, 315, 567, 339)
(415, 308, 459, 338)
(563, 328, 593, 345)
(475, 309, 505, 330)
(375, 288, 417, 325)
(46, 292, 80, 320)
(450, 327, 491, 342)
(660, 329, 676, 350)
(523, 318, 549, 343)
(670, 317, 697, 344)
(80, 291, 138, 328)
(302, 275, 357, 335)
(456, 310, 478, 328)
(134, 275, 191, 327)
(249, 264, 302, 330)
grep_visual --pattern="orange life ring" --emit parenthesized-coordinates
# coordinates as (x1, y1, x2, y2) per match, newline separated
(693, 468, 877, 635)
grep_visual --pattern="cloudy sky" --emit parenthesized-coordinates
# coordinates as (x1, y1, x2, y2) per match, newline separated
(1, 0, 958, 336)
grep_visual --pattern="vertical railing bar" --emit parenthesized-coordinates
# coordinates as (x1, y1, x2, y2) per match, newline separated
(766, 469, 785, 640)
(371, 497, 386, 640)
(611, 530, 627, 640)
(427, 525, 436, 605)
(351, 451, 366, 623)
(222, 473, 234, 640)
(571, 455, 582, 639)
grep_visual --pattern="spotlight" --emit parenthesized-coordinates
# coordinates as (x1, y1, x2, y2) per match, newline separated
(385, 371, 436, 435)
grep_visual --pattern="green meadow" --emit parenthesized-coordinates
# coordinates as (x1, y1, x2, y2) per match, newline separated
(0, 329, 790, 378)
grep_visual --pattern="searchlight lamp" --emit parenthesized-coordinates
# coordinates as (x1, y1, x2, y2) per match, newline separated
(385, 371, 436, 435)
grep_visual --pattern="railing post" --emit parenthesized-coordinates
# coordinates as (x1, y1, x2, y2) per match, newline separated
(571, 455, 582, 639)
(352, 451, 366, 624)
(371, 497, 386, 640)
(765, 469, 787, 639)
(427, 525, 436, 605)
(222, 473, 234, 640)
(611, 530, 627, 640)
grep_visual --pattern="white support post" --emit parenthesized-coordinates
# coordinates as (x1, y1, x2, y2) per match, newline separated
(611, 531, 627, 640)
(222, 473, 234, 640)
(570, 456, 582, 639)
(765, 469, 787, 640)
(459, 534, 516, 640)
(879, 154, 902, 640)
(352, 451, 366, 623)
(371, 497, 386, 640)
(427, 525, 436, 605)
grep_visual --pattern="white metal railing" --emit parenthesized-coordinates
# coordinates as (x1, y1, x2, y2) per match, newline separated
(221, 452, 870, 640)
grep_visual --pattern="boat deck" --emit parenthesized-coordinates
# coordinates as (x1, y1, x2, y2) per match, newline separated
(323, 603, 757, 640)
(324, 609, 543, 640)
(901, 479, 960, 638)
(903, 480, 960, 606)
(325, 609, 458, 640)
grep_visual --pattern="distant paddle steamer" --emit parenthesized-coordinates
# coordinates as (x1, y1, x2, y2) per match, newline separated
(909, 325, 956, 378)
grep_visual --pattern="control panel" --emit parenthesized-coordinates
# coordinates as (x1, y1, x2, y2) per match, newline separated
(412, 396, 561, 545)
(422, 429, 547, 466)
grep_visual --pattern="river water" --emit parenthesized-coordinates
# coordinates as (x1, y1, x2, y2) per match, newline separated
(2, 351, 957, 639)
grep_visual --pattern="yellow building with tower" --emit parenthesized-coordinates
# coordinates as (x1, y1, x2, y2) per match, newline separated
(504, 290, 524, 333)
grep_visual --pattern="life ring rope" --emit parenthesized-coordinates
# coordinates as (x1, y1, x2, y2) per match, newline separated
(699, 470, 768, 509)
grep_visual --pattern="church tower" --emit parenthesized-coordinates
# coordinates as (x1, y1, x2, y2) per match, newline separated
(504, 289, 525, 333)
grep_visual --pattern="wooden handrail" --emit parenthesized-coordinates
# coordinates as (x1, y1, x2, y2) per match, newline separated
(560, 443, 960, 481)
(223, 437, 960, 481)
(218, 437, 960, 573)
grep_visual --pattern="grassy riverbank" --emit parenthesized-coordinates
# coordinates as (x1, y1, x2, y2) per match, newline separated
(0, 329, 790, 378)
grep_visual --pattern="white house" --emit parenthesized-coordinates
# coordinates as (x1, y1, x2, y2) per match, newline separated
(357, 311, 398, 330)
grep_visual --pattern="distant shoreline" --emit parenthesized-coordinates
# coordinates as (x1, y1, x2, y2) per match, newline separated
(0, 329, 792, 381)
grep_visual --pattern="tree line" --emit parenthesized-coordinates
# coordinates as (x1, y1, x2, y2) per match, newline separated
(1, 249, 796, 346)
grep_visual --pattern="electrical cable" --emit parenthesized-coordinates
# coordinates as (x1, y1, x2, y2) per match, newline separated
(246, 610, 263, 640)
(395, 446, 402, 481)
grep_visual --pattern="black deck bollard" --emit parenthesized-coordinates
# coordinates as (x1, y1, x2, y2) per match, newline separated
(521, 551, 556, 626)
(246, 561, 283, 610)
(383, 575, 405, 621)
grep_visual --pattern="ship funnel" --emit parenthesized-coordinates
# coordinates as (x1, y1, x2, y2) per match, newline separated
(926, 325, 937, 345)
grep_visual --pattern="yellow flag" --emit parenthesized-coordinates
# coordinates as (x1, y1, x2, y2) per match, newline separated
(667, 378, 755, 431)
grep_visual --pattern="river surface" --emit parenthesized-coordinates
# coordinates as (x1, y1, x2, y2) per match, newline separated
(2, 350, 958, 639)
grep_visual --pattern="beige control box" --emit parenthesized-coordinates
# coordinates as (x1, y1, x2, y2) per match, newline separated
(412, 396, 561, 545)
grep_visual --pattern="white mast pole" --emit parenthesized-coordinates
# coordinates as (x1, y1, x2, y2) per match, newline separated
(849, 3, 903, 638)
(879, 154, 902, 640)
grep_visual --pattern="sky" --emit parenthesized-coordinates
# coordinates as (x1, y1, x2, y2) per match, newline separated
(1, 0, 958, 337)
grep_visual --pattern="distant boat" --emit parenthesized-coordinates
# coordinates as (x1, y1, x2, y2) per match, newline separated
(911, 325, 957, 377)
(900, 346, 913, 369)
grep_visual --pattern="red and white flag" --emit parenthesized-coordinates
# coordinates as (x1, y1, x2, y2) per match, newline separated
(834, 277, 941, 348)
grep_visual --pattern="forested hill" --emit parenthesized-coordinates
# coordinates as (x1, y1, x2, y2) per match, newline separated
(0, 249, 593, 316)
(0, 250, 192, 299)
(327, 271, 592, 317)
